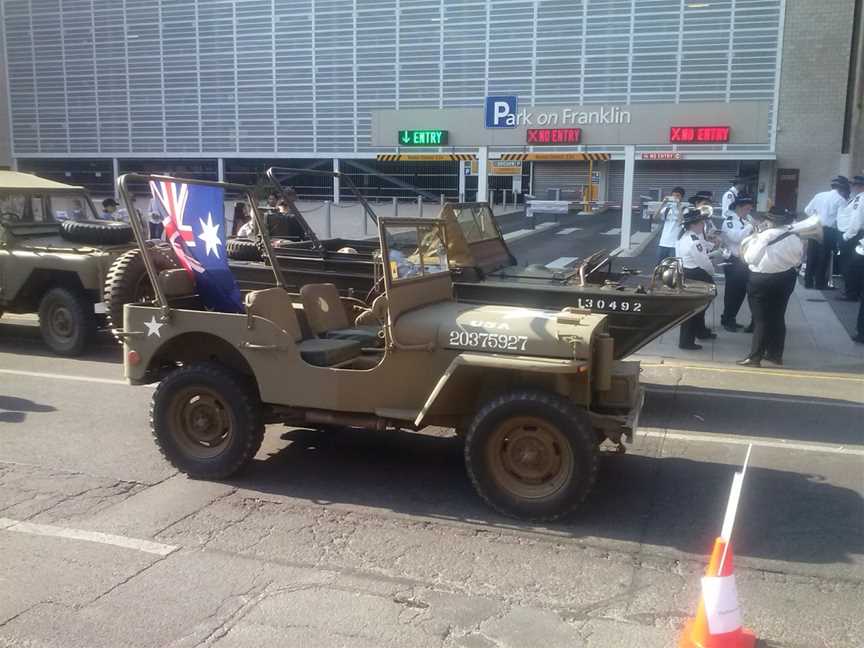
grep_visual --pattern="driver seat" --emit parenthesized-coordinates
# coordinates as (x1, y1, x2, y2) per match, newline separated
(299, 283, 381, 347)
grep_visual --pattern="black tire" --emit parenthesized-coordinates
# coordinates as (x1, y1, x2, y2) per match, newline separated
(60, 219, 134, 245)
(37, 286, 96, 356)
(151, 363, 264, 479)
(464, 390, 598, 521)
(226, 237, 262, 261)
(103, 246, 179, 337)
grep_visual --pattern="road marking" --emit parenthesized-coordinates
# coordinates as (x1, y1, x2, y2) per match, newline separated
(0, 518, 178, 556)
(639, 428, 864, 456)
(546, 256, 579, 269)
(556, 227, 582, 235)
(503, 222, 556, 242)
(647, 386, 864, 409)
(640, 362, 864, 383)
(0, 368, 127, 386)
(602, 227, 621, 235)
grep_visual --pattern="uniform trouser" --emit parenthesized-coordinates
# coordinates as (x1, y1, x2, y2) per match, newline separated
(679, 267, 715, 347)
(747, 268, 797, 360)
(657, 246, 676, 265)
(839, 237, 861, 298)
(847, 253, 864, 315)
(805, 227, 838, 288)
(721, 256, 748, 324)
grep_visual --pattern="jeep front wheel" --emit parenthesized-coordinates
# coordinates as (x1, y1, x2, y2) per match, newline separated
(38, 287, 95, 356)
(464, 390, 598, 521)
(151, 363, 264, 479)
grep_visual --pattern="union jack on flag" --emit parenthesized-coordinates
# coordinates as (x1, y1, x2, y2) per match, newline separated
(149, 180, 243, 313)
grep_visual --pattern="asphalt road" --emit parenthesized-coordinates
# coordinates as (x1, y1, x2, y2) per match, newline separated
(1, 224, 862, 648)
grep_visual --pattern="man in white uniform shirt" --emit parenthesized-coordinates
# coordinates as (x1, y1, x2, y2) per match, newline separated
(837, 175, 864, 301)
(840, 176, 864, 342)
(675, 207, 717, 350)
(737, 207, 804, 367)
(803, 177, 849, 289)
(721, 177, 746, 217)
(654, 186, 686, 264)
(720, 195, 754, 331)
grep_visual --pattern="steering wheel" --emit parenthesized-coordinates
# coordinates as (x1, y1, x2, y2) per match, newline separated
(1, 211, 22, 222)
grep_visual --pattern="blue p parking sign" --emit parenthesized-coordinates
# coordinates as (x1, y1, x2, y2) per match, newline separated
(485, 96, 518, 128)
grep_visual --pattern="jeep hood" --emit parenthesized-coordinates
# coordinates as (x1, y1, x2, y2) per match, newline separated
(392, 302, 606, 360)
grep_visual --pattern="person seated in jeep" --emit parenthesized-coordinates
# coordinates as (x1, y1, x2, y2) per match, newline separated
(99, 198, 119, 221)
(269, 198, 306, 242)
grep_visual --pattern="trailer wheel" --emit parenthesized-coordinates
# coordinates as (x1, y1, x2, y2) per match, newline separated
(60, 219, 134, 245)
(38, 286, 95, 356)
(226, 237, 262, 261)
(464, 390, 597, 521)
(151, 363, 264, 479)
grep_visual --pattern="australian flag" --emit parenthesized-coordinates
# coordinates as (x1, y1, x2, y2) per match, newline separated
(149, 180, 243, 313)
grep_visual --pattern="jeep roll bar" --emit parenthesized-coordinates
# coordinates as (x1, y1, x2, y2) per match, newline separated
(116, 173, 287, 320)
(265, 166, 381, 245)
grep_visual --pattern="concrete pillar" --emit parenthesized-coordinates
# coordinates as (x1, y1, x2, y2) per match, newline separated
(458, 160, 466, 202)
(477, 146, 488, 203)
(333, 158, 340, 205)
(619, 145, 635, 251)
(10, 158, 18, 171)
(323, 200, 332, 238)
(756, 160, 775, 211)
(112, 158, 120, 200)
(595, 160, 609, 203)
(217, 158, 224, 183)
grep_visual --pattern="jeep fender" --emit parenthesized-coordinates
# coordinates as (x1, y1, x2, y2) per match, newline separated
(413, 352, 590, 428)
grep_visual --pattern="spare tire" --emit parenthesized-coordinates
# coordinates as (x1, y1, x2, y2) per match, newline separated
(60, 219, 134, 246)
(226, 237, 262, 261)
(103, 245, 179, 338)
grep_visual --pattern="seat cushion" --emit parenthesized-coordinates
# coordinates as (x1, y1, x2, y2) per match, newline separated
(297, 338, 362, 367)
(324, 325, 381, 347)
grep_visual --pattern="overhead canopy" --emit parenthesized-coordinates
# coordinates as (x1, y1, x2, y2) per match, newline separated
(0, 170, 85, 192)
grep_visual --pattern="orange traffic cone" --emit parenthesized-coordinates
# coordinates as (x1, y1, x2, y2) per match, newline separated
(679, 537, 757, 648)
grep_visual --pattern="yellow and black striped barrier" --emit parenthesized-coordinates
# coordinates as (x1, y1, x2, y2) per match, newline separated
(377, 153, 477, 161)
(499, 152, 611, 161)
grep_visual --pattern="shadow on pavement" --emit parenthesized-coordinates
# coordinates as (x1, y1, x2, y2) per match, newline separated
(642, 386, 864, 446)
(0, 323, 122, 364)
(0, 394, 56, 423)
(227, 425, 863, 566)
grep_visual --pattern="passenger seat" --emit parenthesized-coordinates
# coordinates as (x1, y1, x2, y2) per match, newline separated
(299, 283, 381, 347)
(244, 288, 361, 367)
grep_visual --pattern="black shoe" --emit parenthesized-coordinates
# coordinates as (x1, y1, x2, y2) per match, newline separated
(743, 323, 754, 333)
(696, 331, 717, 340)
(804, 283, 814, 289)
(837, 294, 859, 302)
(722, 323, 742, 332)
(852, 334, 864, 344)
(737, 357, 761, 367)
(763, 356, 783, 366)
(679, 343, 703, 350)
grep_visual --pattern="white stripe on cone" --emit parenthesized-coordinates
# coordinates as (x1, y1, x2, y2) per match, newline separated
(701, 574, 743, 635)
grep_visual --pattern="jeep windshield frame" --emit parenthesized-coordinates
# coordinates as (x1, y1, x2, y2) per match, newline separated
(377, 216, 450, 288)
(266, 166, 380, 247)
(117, 173, 286, 319)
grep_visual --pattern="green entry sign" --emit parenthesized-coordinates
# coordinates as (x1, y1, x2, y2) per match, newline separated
(398, 129, 449, 146)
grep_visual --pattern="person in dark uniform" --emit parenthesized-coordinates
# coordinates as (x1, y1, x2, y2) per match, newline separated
(675, 207, 717, 350)
(268, 198, 307, 241)
(737, 207, 804, 367)
(720, 196, 755, 331)
(837, 175, 864, 300)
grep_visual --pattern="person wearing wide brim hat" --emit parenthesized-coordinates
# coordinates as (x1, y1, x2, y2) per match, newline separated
(674, 206, 718, 350)
(737, 206, 805, 367)
(720, 195, 755, 331)
(837, 175, 864, 302)
(99, 198, 119, 221)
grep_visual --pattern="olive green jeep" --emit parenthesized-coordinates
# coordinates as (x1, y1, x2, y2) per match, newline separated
(117, 175, 644, 521)
(0, 171, 135, 355)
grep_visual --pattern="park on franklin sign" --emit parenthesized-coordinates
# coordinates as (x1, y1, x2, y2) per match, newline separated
(372, 99, 770, 147)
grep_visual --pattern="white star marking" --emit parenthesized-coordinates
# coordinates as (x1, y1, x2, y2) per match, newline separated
(145, 316, 165, 338)
(197, 212, 222, 258)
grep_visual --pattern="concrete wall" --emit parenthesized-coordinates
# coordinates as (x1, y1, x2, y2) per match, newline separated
(775, 0, 857, 207)
(850, 0, 864, 177)
(0, 27, 11, 169)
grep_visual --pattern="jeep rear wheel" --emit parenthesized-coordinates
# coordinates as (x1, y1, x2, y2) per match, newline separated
(38, 287, 95, 356)
(151, 363, 264, 479)
(464, 390, 597, 521)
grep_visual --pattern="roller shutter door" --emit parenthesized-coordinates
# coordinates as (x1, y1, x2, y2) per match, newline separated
(532, 162, 589, 199)
(607, 161, 741, 205)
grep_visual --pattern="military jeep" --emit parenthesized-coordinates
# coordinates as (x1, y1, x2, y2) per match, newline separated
(0, 171, 135, 355)
(117, 175, 644, 521)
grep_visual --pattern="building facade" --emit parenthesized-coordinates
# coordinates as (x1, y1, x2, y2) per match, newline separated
(0, 0, 861, 215)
